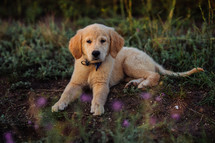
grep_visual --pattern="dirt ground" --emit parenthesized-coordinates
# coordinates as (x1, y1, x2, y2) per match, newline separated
(0, 77, 215, 142)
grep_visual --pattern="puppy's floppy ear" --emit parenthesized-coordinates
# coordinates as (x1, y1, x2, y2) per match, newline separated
(69, 30, 82, 59)
(109, 29, 124, 58)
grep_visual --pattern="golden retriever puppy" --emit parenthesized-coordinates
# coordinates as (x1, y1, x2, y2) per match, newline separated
(52, 24, 203, 115)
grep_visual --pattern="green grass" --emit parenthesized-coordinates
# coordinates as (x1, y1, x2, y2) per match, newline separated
(0, 19, 74, 82)
(0, 17, 214, 103)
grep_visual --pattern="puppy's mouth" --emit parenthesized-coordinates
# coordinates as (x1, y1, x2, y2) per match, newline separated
(92, 58, 100, 61)
(91, 56, 104, 62)
(91, 58, 102, 63)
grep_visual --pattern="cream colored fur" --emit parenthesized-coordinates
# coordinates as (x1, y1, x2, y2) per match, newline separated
(52, 24, 203, 115)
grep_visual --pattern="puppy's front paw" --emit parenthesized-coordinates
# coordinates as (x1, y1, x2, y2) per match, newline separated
(52, 101, 68, 112)
(90, 103, 104, 116)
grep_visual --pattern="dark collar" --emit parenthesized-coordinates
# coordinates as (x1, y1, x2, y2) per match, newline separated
(81, 59, 102, 71)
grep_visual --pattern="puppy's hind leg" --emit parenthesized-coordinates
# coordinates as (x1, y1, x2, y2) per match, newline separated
(123, 51, 161, 90)
(137, 72, 160, 89)
(124, 78, 144, 88)
(124, 67, 160, 90)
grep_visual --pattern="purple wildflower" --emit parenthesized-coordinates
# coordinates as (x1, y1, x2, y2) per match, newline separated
(34, 124, 39, 130)
(136, 28, 140, 33)
(4, 132, 14, 143)
(36, 97, 47, 107)
(155, 96, 162, 102)
(111, 100, 123, 111)
(122, 120, 130, 127)
(149, 117, 157, 125)
(140, 92, 151, 100)
(28, 120, 32, 125)
(80, 94, 92, 102)
(171, 113, 180, 120)
(45, 123, 53, 131)
(160, 93, 165, 97)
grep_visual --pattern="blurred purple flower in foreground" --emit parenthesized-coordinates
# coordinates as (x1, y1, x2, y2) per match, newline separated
(80, 94, 92, 103)
(140, 92, 151, 100)
(155, 92, 166, 102)
(4, 132, 14, 143)
(34, 124, 39, 130)
(122, 120, 130, 127)
(111, 100, 123, 111)
(36, 97, 47, 107)
(28, 120, 32, 125)
(149, 117, 157, 125)
(171, 113, 180, 120)
(155, 96, 162, 102)
(45, 123, 53, 131)
(160, 93, 165, 97)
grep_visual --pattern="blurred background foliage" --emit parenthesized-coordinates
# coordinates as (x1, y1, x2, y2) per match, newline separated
(0, 0, 214, 22)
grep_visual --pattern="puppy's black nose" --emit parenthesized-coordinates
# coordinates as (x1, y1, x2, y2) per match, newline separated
(92, 50, 100, 58)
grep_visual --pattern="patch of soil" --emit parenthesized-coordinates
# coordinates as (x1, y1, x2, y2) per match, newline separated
(0, 78, 215, 142)
(0, 78, 68, 142)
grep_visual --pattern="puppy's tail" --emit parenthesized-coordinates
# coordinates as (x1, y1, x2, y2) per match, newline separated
(155, 64, 204, 77)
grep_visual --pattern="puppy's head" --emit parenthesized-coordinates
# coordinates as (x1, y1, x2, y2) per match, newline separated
(69, 24, 124, 62)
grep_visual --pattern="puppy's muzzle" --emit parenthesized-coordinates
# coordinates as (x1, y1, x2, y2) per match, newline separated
(92, 50, 100, 59)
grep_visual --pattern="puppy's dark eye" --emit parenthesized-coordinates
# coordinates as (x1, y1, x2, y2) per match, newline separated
(87, 40, 92, 44)
(101, 39, 106, 43)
